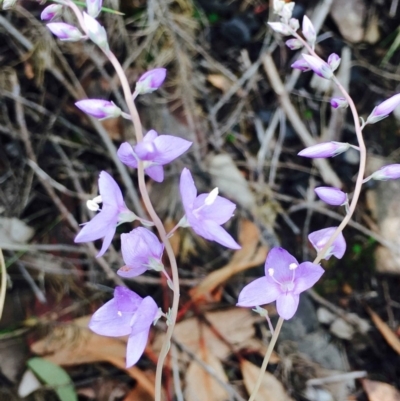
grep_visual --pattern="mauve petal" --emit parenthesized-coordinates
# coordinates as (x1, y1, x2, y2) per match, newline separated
(130, 296, 158, 335)
(99, 171, 124, 208)
(180, 168, 197, 213)
(74, 208, 117, 243)
(143, 129, 158, 142)
(114, 286, 143, 312)
(145, 165, 164, 182)
(276, 293, 299, 320)
(264, 247, 299, 283)
(194, 195, 236, 225)
(237, 277, 280, 307)
(126, 327, 150, 367)
(308, 227, 346, 260)
(88, 298, 133, 337)
(332, 232, 346, 259)
(134, 141, 157, 160)
(192, 219, 240, 249)
(293, 262, 324, 294)
(121, 232, 150, 268)
(96, 225, 116, 257)
(151, 136, 192, 165)
(117, 142, 138, 169)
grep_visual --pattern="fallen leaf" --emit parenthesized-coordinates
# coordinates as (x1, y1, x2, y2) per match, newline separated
(240, 360, 292, 401)
(190, 220, 268, 301)
(31, 316, 155, 398)
(366, 306, 400, 355)
(185, 348, 229, 401)
(207, 74, 233, 93)
(362, 379, 400, 401)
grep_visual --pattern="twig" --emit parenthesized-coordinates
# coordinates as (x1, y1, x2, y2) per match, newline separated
(0, 249, 6, 321)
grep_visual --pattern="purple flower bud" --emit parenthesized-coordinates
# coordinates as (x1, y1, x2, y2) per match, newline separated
(366, 93, 400, 124)
(86, 0, 102, 18)
(83, 12, 109, 51)
(291, 59, 311, 72)
(327, 53, 341, 72)
(370, 164, 400, 181)
(298, 142, 350, 158)
(302, 54, 333, 80)
(314, 187, 347, 206)
(330, 97, 348, 109)
(41, 4, 63, 21)
(135, 68, 167, 95)
(308, 227, 346, 260)
(267, 22, 292, 36)
(47, 23, 84, 42)
(285, 38, 303, 50)
(289, 18, 299, 31)
(75, 99, 121, 120)
(302, 15, 316, 45)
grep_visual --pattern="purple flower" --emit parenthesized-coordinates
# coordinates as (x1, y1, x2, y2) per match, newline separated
(314, 187, 347, 206)
(302, 54, 333, 80)
(86, 0, 102, 18)
(41, 4, 63, 21)
(75, 99, 121, 120)
(285, 38, 303, 50)
(330, 97, 348, 109)
(366, 93, 400, 124)
(89, 286, 158, 367)
(327, 53, 341, 72)
(302, 15, 316, 45)
(308, 227, 346, 260)
(135, 68, 167, 95)
(370, 164, 400, 181)
(47, 22, 84, 42)
(291, 59, 311, 72)
(237, 247, 324, 320)
(267, 22, 292, 35)
(117, 130, 192, 183)
(74, 171, 137, 257)
(118, 227, 164, 278)
(179, 168, 240, 250)
(298, 141, 350, 158)
(83, 12, 108, 51)
(289, 18, 299, 31)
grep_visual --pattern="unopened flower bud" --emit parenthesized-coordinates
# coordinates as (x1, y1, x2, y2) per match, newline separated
(83, 12, 109, 52)
(285, 38, 303, 50)
(41, 4, 62, 21)
(289, 18, 299, 31)
(302, 15, 316, 45)
(370, 164, 400, 181)
(298, 141, 350, 158)
(273, 0, 285, 14)
(366, 93, 400, 124)
(302, 54, 333, 79)
(47, 22, 84, 42)
(75, 99, 122, 120)
(86, 0, 102, 18)
(135, 68, 167, 95)
(280, 2, 295, 21)
(314, 187, 347, 206)
(330, 97, 348, 109)
(2, 0, 16, 9)
(291, 59, 311, 72)
(327, 53, 341, 71)
(267, 22, 292, 36)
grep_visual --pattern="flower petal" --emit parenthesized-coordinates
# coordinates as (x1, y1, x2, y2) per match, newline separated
(117, 142, 138, 169)
(180, 168, 197, 213)
(191, 219, 240, 249)
(237, 277, 280, 307)
(264, 247, 299, 283)
(151, 135, 192, 165)
(193, 195, 236, 225)
(114, 286, 143, 312)
(293, 262, 324, 294)
(143, 129, 158, 142)
(96, 224, 117, 257)
(145, 165, 164, 182)
(276, 293, 299, 320)
(99, 171, 124, 208)
(130, 296, 159, 336)
(126, 327, 150, 367)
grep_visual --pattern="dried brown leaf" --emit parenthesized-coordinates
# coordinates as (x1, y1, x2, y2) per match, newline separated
(207, 74, 232, 93)
(366, 306, 400, 355)
(362, 379, 400, 401)
(190, 220, 268, 301)
(184, 348, 229, 401)
(240, 360, 292, 401)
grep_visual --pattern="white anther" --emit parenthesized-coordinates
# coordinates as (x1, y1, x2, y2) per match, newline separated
(204, 187, 219, 205)
(268, 268, 274, 277)
(86, 195, 102, 211)
(289, 263, 298, 270)
(117, 311, 122, 317)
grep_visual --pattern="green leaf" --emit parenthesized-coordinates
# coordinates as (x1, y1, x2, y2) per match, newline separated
(27, 358, 77, 401)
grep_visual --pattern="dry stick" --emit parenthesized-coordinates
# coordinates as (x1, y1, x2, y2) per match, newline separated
(0, 249, 6, 321)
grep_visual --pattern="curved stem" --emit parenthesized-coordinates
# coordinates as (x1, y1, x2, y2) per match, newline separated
(0, 249, 6, 321)
(248, 317, 284, 401)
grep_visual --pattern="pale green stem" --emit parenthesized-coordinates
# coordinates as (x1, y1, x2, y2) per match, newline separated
(65, 4, 180, 400)
(0, 249, 6, 321)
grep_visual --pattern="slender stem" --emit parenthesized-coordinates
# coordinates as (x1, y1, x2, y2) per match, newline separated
(248, 317, 284, 401)
(0, 249, 6, 321)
